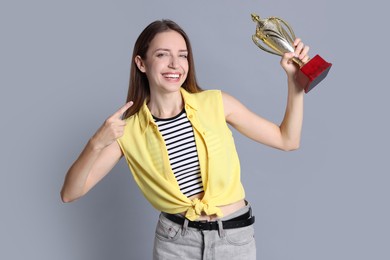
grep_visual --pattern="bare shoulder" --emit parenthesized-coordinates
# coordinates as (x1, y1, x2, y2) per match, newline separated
(221, 91, 247, 121)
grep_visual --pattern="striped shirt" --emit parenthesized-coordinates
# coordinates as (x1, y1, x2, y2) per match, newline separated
(153, 109, 204, 197)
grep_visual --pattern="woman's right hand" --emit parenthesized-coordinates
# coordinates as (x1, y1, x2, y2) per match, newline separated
(61, 101, 134, 202)
(90, 101, 133, 150)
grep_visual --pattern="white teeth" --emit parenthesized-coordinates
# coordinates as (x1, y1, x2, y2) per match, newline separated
(164, 74, 179, 78)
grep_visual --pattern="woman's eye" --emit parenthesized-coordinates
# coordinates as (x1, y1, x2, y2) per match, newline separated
(180, 54, 188, 59)
(156, 53, 168, 57)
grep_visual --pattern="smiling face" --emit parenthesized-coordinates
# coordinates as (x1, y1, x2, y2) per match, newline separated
(135, 30, 189, 95)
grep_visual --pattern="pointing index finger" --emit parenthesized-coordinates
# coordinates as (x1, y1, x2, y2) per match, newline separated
(113, 101, 133, 118)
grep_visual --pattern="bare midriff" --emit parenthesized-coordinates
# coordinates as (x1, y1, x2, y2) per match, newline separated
(180, 192, 246, 221)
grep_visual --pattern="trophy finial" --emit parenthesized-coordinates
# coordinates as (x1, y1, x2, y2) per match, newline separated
(251, 13, 260, 23)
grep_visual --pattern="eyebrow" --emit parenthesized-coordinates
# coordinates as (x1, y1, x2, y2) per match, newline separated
(153, 48, 188, 53)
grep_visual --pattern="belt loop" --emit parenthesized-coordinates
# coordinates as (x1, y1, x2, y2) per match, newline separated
(217, 220, 225, 238)
(181, 218, 189, 236)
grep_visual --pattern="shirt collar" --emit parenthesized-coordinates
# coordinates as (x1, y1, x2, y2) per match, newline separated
(138, 100, 154, 134)
(138, 87, 199, 133)
(180, 87, 198, 111)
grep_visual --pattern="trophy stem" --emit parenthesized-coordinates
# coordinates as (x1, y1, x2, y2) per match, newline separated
(292, 57, 304, 67)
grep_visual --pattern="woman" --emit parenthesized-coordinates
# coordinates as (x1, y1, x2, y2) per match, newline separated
(61, 19, 309, 259)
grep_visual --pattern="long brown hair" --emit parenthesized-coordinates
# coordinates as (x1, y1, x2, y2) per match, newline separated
(123, 19, 202, 119)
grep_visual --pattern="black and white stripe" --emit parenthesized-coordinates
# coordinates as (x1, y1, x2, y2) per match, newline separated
(154, 109, 204, 197)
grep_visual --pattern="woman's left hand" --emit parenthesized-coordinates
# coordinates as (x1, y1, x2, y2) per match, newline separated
(280, 38, 310, 77)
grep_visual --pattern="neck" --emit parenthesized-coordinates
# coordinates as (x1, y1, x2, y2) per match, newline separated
(148, 91, 183, 119)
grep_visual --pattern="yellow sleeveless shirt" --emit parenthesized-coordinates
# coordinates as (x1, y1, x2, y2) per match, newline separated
(117, 88, 245, 221)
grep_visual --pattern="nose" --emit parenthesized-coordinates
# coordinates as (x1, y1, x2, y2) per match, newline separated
(168, 56, 179, 69)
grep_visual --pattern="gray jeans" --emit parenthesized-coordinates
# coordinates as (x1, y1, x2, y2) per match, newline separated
(153, 203, 256, 260)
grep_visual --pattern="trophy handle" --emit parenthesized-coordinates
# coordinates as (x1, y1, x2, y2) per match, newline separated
(273, 17, 304, 67)
(273, 17, 296, 46)
(251, 35, 280, 56)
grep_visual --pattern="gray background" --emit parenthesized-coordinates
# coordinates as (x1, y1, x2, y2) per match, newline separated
(1, 0, 389, 259)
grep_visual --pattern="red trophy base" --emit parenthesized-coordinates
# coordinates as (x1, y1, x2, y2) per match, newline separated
(296, 54, 332, 93)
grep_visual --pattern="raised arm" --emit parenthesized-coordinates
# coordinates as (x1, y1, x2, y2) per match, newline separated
(224, 38, 309, 151)
(60, 101, 133, 202)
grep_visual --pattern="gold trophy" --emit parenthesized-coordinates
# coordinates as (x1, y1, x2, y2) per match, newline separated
(251, 13, 332, 93)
